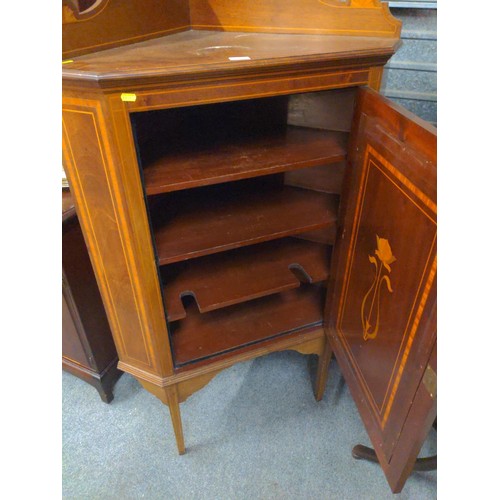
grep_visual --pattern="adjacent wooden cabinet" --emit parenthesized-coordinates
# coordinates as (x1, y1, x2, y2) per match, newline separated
(62, 189, 122, 402)
(62, 1, 436, 493)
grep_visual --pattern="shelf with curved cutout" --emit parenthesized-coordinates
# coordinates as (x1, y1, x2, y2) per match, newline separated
(161, 237, 331, 321)
(170, 285, 324, 367)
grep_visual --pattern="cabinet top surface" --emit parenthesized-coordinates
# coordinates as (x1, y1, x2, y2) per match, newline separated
(62, 29, 399, 86)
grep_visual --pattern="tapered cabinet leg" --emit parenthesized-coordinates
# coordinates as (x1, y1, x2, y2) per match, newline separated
(166, 385, 185, 455)
(138, 380, 186, 454)
(315, 340, 332, 401)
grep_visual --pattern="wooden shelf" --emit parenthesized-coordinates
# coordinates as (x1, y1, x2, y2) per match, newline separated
(170, 286, 324, 367)
(162, 238, 331, 321)
(143, 126, 347, 195)
(152, 182, 339, 265)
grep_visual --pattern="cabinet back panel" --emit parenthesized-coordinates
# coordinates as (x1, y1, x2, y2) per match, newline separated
(63, 0, 190, 58)
(285, 88, 356, 200)
(284, 161, 347, 195)
(288, 88, 357, 132)
(132, 97, 289, 167)
(189, 0, 401, 38)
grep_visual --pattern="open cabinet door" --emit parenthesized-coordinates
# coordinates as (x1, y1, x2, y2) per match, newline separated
(325, 87, 437, 493)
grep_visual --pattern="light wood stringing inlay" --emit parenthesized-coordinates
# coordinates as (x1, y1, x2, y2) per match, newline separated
(336, 145, 436, 427)
(62, 99, 161, 373)
(124, 69, 370, 112)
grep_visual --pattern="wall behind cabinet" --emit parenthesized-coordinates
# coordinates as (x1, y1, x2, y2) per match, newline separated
(381, 4, 437, 126)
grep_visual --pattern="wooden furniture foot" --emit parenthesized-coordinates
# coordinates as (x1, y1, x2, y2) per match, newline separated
(352, 418, 437, 472)
(166, 385, 186, 455)
(138, 380, 186, 454)
(314, 340, 332, 401)
(62, 357, 122, 404)
(94, 376, 116, 404)
(352, 444, 436, 472)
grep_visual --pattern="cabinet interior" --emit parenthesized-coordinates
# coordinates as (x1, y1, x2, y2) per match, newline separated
(131, 87, 357, 369)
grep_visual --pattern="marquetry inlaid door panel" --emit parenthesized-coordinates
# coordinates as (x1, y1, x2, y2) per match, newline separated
(325, 87, 436, 493)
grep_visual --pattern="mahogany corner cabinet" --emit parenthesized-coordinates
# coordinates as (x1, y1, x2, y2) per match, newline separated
(62, 0, 436, 493)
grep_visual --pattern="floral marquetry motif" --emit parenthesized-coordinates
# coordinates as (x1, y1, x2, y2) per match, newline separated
(361, 235, 396, 341)
(61, 1, 436, 492)
(325, 87, 436, 493)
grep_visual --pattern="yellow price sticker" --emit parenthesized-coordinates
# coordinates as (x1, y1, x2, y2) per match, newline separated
(121, 93, 137, 102)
